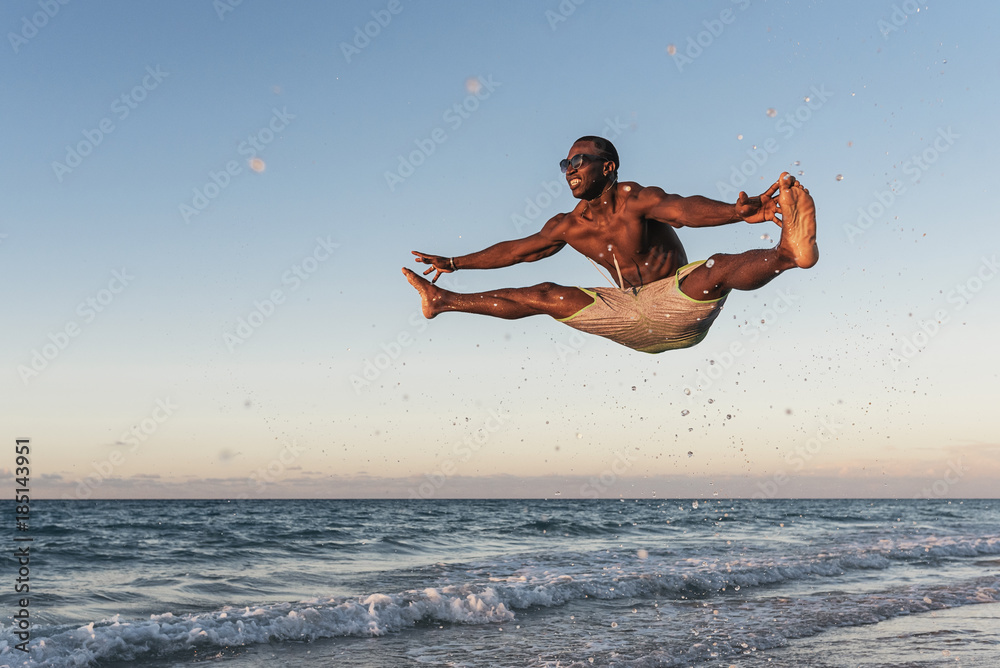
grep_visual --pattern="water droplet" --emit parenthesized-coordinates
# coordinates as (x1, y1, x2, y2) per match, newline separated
(797, 170, 804, 176)
(684, 388, 691, 395)
(637, 548, 649, 559)
(760, 233, 771, 241)
(666, 44, 677, 56)
(607, 245, 613, 251)
(803, 96, 811, 103)
(691, 500, 699, 508)
(793, 160, 800, 166)
(631, 386, 637, 391)
(249, 157, 266, 173)
(624, 185, 631, 192)
(708, 398, 715, 404)
(836, 174, 844, 181)
(737, 134, 743, 140)
(611, 621, 618, 628)
(576, 432, 582, 439)
(765, 108, 777, 118)
(681, 409, 690, 416)
(726, 414, 732, 420)
(709, 360, 715, 365)
(705, 258, 715, 268)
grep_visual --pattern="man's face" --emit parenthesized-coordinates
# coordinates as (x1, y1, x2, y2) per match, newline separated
(564, 141, 612, 200)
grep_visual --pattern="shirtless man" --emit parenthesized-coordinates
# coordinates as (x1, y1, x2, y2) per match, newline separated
(402, 136, 817, 353)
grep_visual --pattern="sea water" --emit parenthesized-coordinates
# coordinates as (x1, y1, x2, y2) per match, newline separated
(1, 499, 998, 667)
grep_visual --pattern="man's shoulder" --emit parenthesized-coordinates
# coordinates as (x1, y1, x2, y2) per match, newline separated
(626, 182, 673, 199)
(622, 182, 674, 211)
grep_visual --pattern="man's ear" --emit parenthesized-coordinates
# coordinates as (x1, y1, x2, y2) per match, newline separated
(603, 160, 617, 175)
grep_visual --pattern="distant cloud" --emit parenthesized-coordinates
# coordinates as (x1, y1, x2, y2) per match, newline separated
(33, 471, 1000, 500)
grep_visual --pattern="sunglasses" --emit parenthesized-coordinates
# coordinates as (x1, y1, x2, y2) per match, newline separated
(559, 153, 608, 173)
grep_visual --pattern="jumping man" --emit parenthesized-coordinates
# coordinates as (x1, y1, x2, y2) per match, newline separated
(402, 136, 817, 354)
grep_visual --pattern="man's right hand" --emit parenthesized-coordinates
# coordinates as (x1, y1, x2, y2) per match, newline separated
(735, 179, 783, 225)
(411, 251, 454, 284)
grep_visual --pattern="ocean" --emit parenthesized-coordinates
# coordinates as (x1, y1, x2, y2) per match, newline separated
(2, 499, 998, 667)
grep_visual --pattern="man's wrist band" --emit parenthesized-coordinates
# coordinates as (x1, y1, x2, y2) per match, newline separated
(449, 257, 457, 271)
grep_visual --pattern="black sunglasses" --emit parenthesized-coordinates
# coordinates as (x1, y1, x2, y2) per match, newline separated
(560, 153, 609, 173)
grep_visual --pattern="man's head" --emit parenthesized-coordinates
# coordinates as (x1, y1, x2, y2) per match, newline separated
(563, 136, 620, 200)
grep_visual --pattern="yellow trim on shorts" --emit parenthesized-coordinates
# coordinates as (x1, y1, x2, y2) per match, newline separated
(675, 260, 729, 304)
(556, 288, 598, 322)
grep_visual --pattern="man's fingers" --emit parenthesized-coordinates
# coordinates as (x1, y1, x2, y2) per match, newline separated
(763, 181, 780, 198)
(422, 266, 434, 276)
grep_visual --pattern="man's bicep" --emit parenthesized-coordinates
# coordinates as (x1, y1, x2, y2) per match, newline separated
(637, 187, 685, 228)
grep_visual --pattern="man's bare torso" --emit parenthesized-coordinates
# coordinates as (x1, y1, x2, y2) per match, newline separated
(547, 181, 688, 289)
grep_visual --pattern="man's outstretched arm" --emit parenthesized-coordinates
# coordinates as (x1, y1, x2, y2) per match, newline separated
(638, 181, 780, 228)
(412, 215, 567, 283)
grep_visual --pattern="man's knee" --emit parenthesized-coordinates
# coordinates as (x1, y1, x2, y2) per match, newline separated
(534, 281, 564, 295)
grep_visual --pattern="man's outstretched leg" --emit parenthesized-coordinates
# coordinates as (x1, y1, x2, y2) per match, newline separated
(402, 268, 593, 320)
(680, 173, 818, 300)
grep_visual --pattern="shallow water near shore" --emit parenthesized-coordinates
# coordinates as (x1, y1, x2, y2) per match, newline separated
(2, 498, 998, 667)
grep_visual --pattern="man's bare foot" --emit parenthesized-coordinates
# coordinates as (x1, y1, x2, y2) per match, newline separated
(776, 173, 819, 269)
(402, 267, 445, 318)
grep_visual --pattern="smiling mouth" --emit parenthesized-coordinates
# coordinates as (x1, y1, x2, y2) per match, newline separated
(569, 178, 582, 187)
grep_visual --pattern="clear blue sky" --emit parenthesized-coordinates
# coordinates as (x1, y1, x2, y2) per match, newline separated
(2, 0, 998, 498)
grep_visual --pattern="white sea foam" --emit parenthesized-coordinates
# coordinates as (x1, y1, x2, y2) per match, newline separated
(3, 534, 998, 667)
